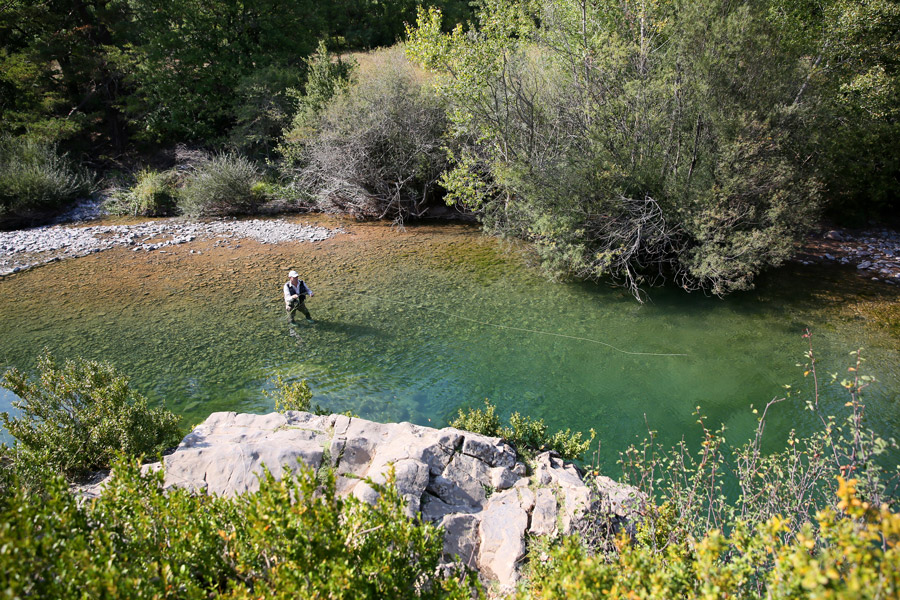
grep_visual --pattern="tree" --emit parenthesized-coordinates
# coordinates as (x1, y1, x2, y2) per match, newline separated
(113, 0, 323, 143)
(408, 0, 823, 299)
(770, 0, 900, 224)
(285, 46, 449, 222)
(0, 0, 130, 148)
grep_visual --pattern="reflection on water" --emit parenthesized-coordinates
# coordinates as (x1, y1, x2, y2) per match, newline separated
(1, 216, 898, 471)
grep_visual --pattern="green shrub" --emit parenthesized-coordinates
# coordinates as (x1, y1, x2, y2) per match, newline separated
(0, 351, 182, 484)
(449, 399, 502, 437)
(264, 375, 314, 413)
(521, 339, 900, 599)
(450, 399, 595, 461)
(614, 339, 899, 546)
(179, 152, 263, 216)
(522, 478, 900, 600)
(288, 45, 448, 223)
(107, 168, 178, 216)
(0, 135, 94, 227)
(0, 456, 476, 599)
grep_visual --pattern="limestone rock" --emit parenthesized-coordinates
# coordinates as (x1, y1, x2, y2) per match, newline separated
(533, 451, 594, 534)
(593, 474, 646, 519)
(441, 513, 482, 570)
(82, 411, 643, 590)
(530, 488, 558, 536)
(478, 488, 529, 588)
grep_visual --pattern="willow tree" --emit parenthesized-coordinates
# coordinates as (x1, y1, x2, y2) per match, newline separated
(408, 0, 823, 299)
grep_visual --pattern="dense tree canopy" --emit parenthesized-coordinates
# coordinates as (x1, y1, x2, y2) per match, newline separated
(0, 0, 473, 149)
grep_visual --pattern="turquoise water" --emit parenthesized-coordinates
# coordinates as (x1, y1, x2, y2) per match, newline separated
(1, 218, 898, 471)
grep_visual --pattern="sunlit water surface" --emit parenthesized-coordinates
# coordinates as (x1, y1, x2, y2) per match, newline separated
(1, 217, 898, 471)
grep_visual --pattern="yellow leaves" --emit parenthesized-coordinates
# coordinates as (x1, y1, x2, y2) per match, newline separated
(836, 476, 858, 513)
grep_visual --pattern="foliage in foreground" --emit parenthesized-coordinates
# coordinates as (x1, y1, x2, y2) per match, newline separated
(2, 340, 899, 599)
(450, 399, 595, 461)
(0, 135, 94, 227)
(520, 336, 900, 599)
(263, 374, 326, 415)
(614, 340, 898, 543)
(0, 457, 476, 600)
(523, 477, 900, 599)
(0, 352, 182, 485)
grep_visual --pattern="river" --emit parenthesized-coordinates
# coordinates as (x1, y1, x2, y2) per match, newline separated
(1, 216, 898, 472)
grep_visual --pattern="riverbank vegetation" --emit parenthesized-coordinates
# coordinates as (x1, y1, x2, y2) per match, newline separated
(450, 399, 596, 461)
(2, 0, 897, 298)
(0, 352, 182, 487)
(1, 344, 898, 598)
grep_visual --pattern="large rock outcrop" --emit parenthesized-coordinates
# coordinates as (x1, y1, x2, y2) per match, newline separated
(82, 411, 644, 591)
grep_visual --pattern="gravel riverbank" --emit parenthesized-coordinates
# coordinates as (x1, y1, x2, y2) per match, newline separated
(0, 217, 342, 278)
(2, 202, 898, 286)
(796, 228, 900, 285)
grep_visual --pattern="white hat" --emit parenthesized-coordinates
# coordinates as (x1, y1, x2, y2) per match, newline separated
(288, 270, 299, 278)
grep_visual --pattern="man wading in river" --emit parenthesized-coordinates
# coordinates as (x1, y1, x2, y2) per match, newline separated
(284, 270, 314, 324)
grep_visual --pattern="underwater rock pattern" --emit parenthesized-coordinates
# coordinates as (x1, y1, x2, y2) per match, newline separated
(79, 410, 644, 590)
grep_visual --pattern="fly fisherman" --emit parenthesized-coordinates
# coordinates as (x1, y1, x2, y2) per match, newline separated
(284, 270, 314, 323)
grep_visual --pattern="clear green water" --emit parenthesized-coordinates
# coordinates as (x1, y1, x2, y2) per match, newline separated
(1, 218, 898, 471)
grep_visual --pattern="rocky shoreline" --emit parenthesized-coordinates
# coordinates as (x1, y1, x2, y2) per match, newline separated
(77, 411, 644, 592)
(0, 216, 342, 278)
(796, 228, 900, 285)
(3, 202, 899, 285)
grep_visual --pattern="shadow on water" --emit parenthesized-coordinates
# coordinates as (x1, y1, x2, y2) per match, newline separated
(1, 216, 898, 471)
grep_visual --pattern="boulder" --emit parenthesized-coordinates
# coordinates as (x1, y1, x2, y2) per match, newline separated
(478, 488, 529, 588)
(83, 411, 643, 589)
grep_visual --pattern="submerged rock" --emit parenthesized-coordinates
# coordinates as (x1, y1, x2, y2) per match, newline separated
(77, 410, 644, 591)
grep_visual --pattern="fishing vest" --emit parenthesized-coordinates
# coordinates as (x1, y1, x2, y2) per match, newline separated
(286, 281, 306, 297)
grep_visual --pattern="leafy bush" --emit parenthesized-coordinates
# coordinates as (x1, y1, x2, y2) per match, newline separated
(179, 152, 264, 216)
(0, 135, 94, 227)
(613, 337, 899, 546)
(288, 45, 449, 223)
(264, 375, 315, 413)
(0, 456, 476, 599)
(107, 168, 179, 216)
(450, 399, 595, 461)
(522, 477, 900, 600)
(525, 334, 900, 599)
(0, 352, 182, 483)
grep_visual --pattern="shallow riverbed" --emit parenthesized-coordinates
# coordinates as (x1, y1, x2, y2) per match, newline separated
(1, 216, 898, 471)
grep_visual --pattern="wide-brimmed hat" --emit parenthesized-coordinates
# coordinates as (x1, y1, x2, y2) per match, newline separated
(288, 270, 299, 278)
